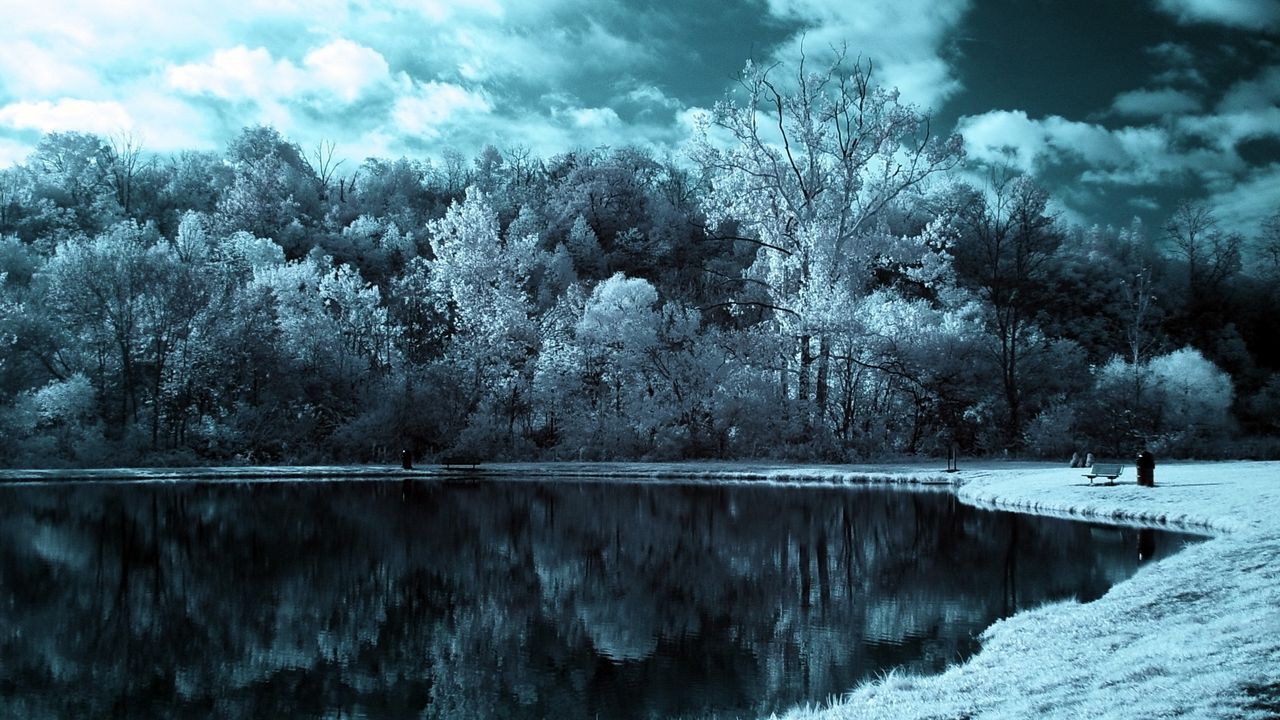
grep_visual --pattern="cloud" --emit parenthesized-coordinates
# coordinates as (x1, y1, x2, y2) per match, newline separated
(1218, 65, 1280, 112)
(957, 109, 1243, 186)
(0, 42, 98, 97)
(390, 81, 492, 137)
(954, 110, 1046, 173)
(762, 0, 971, 109)
(302, 40, 392, 103)
(1154, 0, 1280, 31)
(1111, 88, 1203, 117)
(0, 0, 688, 167)
(1205, 163, 1280, 234)
(1179, 108, 1280, 152)
(564, 107, 622, 129)
(0, 136, 31, 167)
(166, 40, 390, 104)
(443, 18, 653, 86)
(0, 99, 132, 135)
(1146, 41, 1208, 87)
(166, 46, 305, 101)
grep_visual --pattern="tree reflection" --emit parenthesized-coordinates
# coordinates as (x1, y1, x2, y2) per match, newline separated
(0, 481, 1196, 719)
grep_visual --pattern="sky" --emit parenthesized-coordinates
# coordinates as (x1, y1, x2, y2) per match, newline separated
(1, 0, 1277, 235)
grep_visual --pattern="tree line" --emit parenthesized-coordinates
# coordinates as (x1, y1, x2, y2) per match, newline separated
(1, 54, 1277, 467)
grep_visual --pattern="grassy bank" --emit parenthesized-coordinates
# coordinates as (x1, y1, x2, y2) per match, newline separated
(781, 461, 1280, 720)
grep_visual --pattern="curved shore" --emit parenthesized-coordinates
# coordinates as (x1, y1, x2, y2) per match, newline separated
(782, 461, 1280, 720)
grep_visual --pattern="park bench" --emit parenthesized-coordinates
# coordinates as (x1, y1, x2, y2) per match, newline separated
(1083, 463, 1124, 485)
(440, 454, 482, 468)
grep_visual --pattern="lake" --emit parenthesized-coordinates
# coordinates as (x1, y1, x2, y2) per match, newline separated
(0, 477, 1202, 719)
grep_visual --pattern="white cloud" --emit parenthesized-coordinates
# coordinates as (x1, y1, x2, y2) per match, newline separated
(954, 110, 1048, 173)
(623, 85, 681, 111)
(957, 109, 1244, 186)
(564, 107, 621, 129)
(1112, 87, 1203, 117)
(0, 135, 31, 167)
(444, 18, 651, 85)
(763, 0, 971, 109)
(302, 40, 391, 103)
(1205, 163, 1280, 234)
(166, 46, 304, 101)
(391, 81, 492, 137)
(0, 98, 132, 135)
(0, 42, 98, 97)
(119, 92, 219, 152)
(1179, 108, 1280, 151)
(1154, 0, 1280, 30)
(166, 41, 390, 104)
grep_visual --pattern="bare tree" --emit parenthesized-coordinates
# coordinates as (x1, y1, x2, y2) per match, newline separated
(1259, 209, 1280, 278)
(304, 140, 345, 201)
(1164, 201, 1242, 305)
(105, 132, 153, 216)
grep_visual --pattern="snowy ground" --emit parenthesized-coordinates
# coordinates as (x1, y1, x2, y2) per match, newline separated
(2, 460, 1277, 718)
(781, 461, 1280, 720)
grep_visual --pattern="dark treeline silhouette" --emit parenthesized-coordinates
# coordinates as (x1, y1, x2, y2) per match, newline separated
(0, 55, 1277, 467)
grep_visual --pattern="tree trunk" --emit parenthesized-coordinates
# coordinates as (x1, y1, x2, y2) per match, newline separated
(798, 334, 811, 404)
(815, 335, 830, 429)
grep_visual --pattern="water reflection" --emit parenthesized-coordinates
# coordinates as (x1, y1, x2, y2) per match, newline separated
(0, 479, 1200, 719)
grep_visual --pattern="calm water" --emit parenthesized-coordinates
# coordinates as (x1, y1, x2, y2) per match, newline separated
(0, 478, 1200, 719)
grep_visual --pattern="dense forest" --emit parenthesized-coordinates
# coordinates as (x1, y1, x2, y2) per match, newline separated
(1, 57, 1277, 467)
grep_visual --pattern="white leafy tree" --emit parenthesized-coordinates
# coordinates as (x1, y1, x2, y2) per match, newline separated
(692, 50, 963, 431)
(1147, 347, 1234, 437)
(574, 272, 660, 451)
(427, 187, 539, 447)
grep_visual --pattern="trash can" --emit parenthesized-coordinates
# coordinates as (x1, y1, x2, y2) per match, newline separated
(401, 449, 414, 470)
(1136, 451, 1155, 487)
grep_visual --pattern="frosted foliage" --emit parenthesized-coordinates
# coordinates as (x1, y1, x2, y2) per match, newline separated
(222, 230, 285, 272)
(33, 374, 95, 424)
(174, 211, 212, 263)
(0, 272, 14, 369)
(427, 187, 538, 369)
(250, 260, 330, 366)
(576, 273, 659, 351)
(854, 290, 978, 346)
(317, 263, 399, 371)
(1147, 347, 1233, 429)
(693, 56, 962, 330)
(1095, 355, 1139, 390)
(342, 215, 415, 260)
(566, 215, 603, 275)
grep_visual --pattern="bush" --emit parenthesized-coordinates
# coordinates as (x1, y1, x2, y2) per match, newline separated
(1084, 347, 1235, 457)
(1023, 403, 1078, 459)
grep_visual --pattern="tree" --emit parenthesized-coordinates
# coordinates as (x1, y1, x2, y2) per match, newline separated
(574, 273, 662, 449)
(426, 187, 539, 449)
(104, 133, 154, 218)
(1165, 202, 1242, 296)
(41, 223, 158, 431)
(27, 132, 119, 230)
(692, 50, 962, 436)
(954, 175, 1061, 447)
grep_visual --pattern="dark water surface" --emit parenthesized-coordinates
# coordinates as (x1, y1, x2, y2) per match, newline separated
(0, 478, 1201, 719)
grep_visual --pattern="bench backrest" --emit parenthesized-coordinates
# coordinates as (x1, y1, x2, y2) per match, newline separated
(1091, 463, 1123, 476)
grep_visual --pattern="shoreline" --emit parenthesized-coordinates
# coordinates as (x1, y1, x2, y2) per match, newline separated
(785, 461, 1280, 720)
